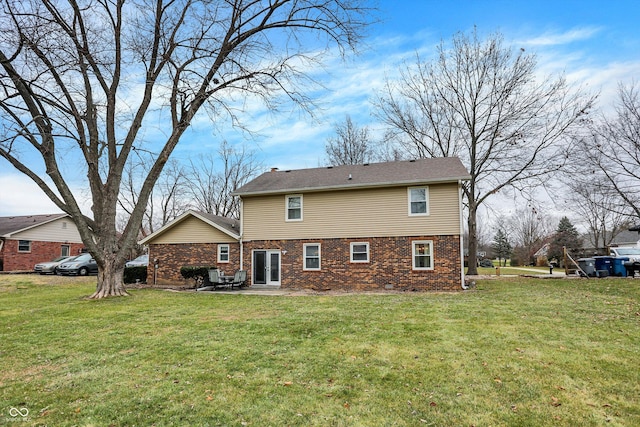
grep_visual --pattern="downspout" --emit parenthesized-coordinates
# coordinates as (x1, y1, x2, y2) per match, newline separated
(238, 197, 244, 272)
(458, 180, 469, 290)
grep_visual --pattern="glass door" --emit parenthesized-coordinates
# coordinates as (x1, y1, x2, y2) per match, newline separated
(252, 250, 281, 286)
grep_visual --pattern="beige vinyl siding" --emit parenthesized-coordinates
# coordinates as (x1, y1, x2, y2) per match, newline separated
(11, 217, 83, 243)
(147, 216, 237, 244)
(242, 183, 461, 240)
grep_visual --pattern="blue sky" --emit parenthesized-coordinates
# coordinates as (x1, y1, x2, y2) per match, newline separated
(1, 0, 639, 217)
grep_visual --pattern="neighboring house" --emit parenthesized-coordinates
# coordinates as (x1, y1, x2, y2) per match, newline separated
(142, 158, 470, 291)
(234, 157, 470, 291)
(139, 211, 240, 286)
(0, 214, 85, 272)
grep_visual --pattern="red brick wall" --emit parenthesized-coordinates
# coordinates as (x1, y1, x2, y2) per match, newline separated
(1, 239, 85, 272)
(147, 242, 241, 287)
(243, 235, 463, 292)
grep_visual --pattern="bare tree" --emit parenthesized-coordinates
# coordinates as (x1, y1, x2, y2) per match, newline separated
(564, 179, 630, 251)
(325, 115, 377, 165)
(374, 29, 595, 274)
(507, 206, 553, 265)
(186, 141, 262, 219)
(579, 82, 640, 220)
(119, 158, 189, 237)
(0, 0, 371, 298)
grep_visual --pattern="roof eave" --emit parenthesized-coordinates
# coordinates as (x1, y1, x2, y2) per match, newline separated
(233, 175, 471, 197)
(1, 213, 70, 238)
(138, 210, 240, 245)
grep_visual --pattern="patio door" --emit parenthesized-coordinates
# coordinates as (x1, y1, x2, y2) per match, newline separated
(252, 250, 281, 286)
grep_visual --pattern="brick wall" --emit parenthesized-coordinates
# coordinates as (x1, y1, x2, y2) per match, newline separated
(147, 242, 241, 287)
(1, 239, 85, 272)
(243, 235, 463, 292)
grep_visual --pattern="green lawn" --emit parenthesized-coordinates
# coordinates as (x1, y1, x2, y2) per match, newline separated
(1, 275, 639, 426)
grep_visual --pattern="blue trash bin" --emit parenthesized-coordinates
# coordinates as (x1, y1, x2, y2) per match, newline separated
(613, 257, 630, 277)
(594, 256, 615, 277)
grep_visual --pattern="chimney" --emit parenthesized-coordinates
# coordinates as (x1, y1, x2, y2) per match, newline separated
(270, 167, 279, 172)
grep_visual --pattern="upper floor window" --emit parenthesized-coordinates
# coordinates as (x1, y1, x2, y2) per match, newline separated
(286, 195, 303, 221)
(408, 187, 429, 216)
(412, 240, 434, 270)
(350, 242, 370, 263)
(218, 244, 230, 263)
(303, 243, 321, 270)
(18, 240, 31, 252)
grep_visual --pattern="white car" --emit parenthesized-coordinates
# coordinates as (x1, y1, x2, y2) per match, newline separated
(609, 246, 640, 262)
(34, 256, 75, 275)
(125, 254, 149, 268)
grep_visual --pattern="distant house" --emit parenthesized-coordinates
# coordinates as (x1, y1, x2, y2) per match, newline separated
(139, 211, 240, 286)
(142, 158, 470, 291)
(0, 214, 85, 272)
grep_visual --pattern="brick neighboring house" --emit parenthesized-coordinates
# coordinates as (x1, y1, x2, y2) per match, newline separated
(139, 211, 240, 286)
(0, 214, 85, 272)
(233, 157, 470, 291)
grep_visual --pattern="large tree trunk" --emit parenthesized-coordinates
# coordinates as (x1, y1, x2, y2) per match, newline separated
(90, 256, 129, 299)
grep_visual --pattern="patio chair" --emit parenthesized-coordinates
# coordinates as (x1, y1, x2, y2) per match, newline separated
(231, 270, 247, 288)
(197, 269, 220, 291)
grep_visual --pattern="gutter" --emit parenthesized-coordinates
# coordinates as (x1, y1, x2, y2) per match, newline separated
(458, 180, 469, 290)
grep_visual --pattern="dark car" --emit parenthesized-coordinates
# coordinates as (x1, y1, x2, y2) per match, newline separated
(56, 253, 98, 276)
(479, 258, 494, 268)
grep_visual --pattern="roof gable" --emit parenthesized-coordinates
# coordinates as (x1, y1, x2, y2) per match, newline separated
(139, 210, 240, 245)
(0, 213, 69, 237)
(233, 157, 470, 196)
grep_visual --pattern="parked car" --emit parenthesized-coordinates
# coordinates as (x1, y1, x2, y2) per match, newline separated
(56, 253, 98, 276)
(478, 258, 494, 268)
(125, 254, 149, 268)
(34, 256, 75, 275)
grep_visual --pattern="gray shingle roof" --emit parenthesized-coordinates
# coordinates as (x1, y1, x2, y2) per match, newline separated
(195, 211, 240, 236)
(234, 157, 470, 196)
(0, 213, 68, 237)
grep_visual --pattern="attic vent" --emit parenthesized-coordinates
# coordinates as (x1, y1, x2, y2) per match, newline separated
(363, 163, 369, 166)
(409, 159, 416, 162)
(285, 170, 292, 173)
(327, 166, 333, 169)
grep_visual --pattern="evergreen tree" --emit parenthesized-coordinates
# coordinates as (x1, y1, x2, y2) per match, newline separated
(491, 229, 512, 267)
(548, 217, 583, 266)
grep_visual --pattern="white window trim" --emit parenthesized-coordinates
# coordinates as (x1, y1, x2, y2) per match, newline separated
(18, 240, 31, 253)
(303, 243, 321, 271)
(408, 186, 429, 216)
(350, 242, 370, 263)
(218, 244, 230, 263)
(412, 240, 434, 270)
(285, 194, 303, 222)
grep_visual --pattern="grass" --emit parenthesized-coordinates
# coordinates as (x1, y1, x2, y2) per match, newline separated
(1, 274, 639, 426)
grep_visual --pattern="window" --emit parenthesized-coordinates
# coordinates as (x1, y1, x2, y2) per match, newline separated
(412, 240, 434, 270)
(350, 242, 370, 263)
(303, 243, 321, 270)
(61, 245, 70, 257)
(408, 187, 429, 216)
(18, 240, 31, 252)
(286, 195, 303, 221)
(218, 244, 230, 263)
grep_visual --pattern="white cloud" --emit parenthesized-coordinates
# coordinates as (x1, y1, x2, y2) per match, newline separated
(518, 27, 601, 47)
(0, 174, 61, 216)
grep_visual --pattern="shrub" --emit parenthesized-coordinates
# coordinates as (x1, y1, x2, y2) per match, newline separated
(124, 266, 147, 284)
(180, 265, 217, 287)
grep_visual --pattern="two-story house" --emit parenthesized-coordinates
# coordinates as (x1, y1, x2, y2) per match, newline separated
(142, 157, 470, 291)
(233, 157, 470, 291)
